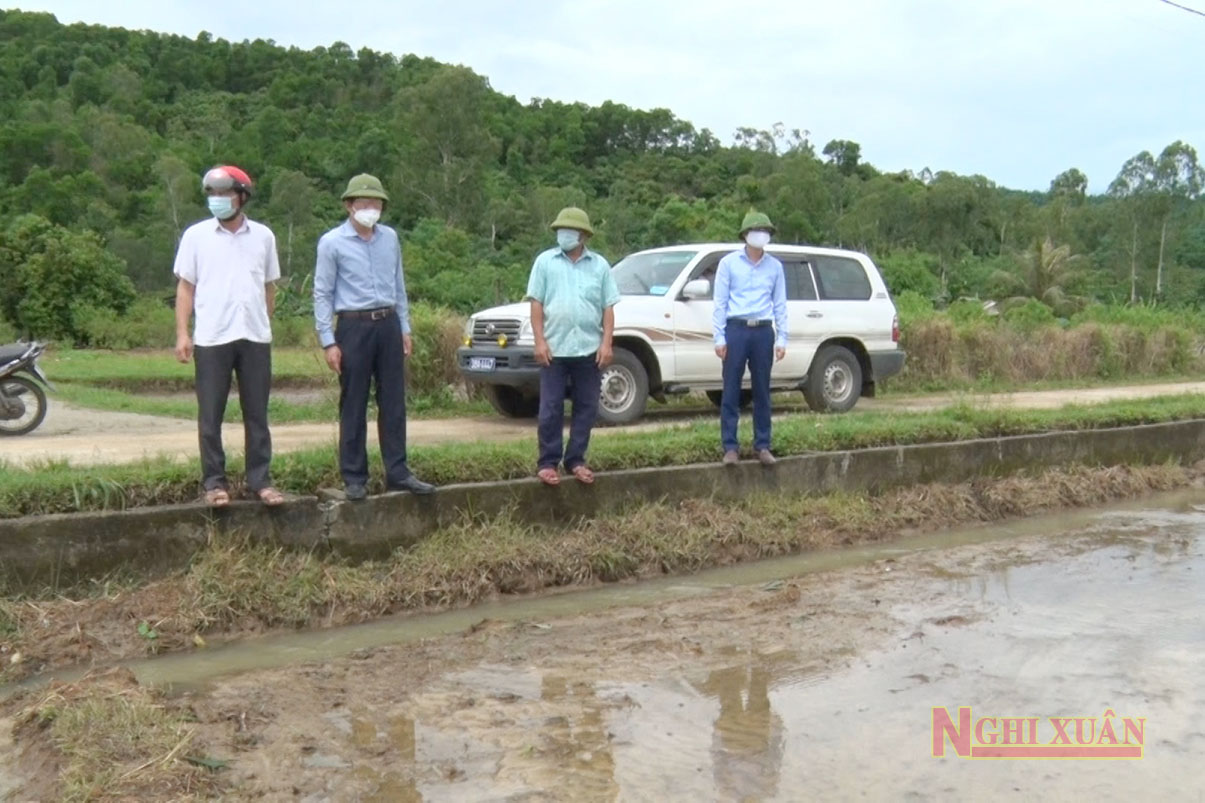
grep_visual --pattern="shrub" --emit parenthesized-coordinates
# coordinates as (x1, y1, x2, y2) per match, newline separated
(0, 215, 136, 344)
(1001, 298, 1059, 331)
(76, 295, 175, 349)
(893, 290, 936, 328)
(408, 301, 466, 396)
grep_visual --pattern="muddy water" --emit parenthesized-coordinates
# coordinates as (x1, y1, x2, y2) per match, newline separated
(8, 492, 1205, 800)
(233, 495, 1204, 801)
(589, 532, 1205, 801)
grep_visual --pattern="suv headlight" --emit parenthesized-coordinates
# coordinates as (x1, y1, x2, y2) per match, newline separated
(519, 319, 533, 341)
(462, 317, 475, 347)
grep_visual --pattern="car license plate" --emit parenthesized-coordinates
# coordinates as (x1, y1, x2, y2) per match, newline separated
(468, 357, 496, 371)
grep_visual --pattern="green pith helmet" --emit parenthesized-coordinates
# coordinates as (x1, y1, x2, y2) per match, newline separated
(341, 173, 390, 202)
(549, 207, 594, 235)
(739, 210, 776, 235)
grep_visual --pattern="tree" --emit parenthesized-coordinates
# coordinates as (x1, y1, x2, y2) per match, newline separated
(1108, 144, 1202, 301)
(0, 215, 135, 343)
(392, 66, 499, 230)
(1151, 142, 1203, 298)
(265, 169, 318, 274)
(822, 139, 862, 177)
(990, 237, 1084, 315)
(153, 153, 197, 242)
(1108, 151, 1155, 302)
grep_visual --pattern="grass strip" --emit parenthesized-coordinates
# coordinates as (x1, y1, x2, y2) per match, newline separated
(3, 394, 1205, 518)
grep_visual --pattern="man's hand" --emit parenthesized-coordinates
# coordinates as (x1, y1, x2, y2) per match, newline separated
(534, 339, 552, 366)
(403, 334, 413, 357)
(596, 341, 613, 368)
(175, 334, 193, 363)
(715, 344, 727, 360)
(324, 344, 342, 374)
(775, 346, 786, 362)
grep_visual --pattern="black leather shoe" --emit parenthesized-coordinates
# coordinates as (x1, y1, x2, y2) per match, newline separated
(344, 484, 368, 502)
(388, 476, 436, 495)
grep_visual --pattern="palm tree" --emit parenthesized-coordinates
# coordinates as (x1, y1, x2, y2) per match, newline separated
(991, 237, 1084, 315)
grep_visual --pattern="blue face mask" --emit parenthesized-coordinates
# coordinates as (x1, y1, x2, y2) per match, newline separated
(207, 195, 237, 220)
(556, 229, 581, 252)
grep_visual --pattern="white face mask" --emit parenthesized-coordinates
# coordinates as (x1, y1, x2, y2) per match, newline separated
(746, 230, 772, 249)
(556, 229, 581, 252)
(353, 208, 381, 228)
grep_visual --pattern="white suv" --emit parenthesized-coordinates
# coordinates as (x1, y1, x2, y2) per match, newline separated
(457, 243, 905, 424)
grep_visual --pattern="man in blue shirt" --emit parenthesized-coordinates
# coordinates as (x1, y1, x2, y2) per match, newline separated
(526, 207, 620, 486)
(313, 174, 434, 500)
(712, 211, 788, 466)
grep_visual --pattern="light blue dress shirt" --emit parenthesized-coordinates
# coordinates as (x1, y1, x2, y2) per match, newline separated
(712, 248, 788, 349)
(313, 220, 410, 348)
(525, 247, 620, 358)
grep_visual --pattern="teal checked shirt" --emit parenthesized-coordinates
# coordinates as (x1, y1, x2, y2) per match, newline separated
(525, 247, 621, 358)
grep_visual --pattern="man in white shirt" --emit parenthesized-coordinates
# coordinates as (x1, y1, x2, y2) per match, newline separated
(173, 165, 284, 507)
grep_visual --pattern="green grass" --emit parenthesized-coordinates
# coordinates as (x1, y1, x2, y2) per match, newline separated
(5, 394, 1205, 518)
(51, 376, 491, 423)
(883, 371, 1205, 396)
(45, 347, 328, 390)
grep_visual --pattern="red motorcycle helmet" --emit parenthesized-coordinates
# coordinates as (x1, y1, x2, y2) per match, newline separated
(201, 165, 254, 198)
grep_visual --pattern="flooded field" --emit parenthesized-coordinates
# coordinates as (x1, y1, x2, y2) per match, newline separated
(4, 491, 1205, 800)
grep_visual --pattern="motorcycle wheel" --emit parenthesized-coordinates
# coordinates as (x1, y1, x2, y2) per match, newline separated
(0, 376, 47, 436)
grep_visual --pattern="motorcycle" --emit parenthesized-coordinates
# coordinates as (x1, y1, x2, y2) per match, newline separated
(0, 340, 54, 436)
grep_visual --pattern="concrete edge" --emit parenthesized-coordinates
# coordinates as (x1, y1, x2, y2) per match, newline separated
(3, 419, 1203, 592)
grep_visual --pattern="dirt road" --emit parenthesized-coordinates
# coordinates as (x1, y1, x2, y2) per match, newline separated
(2, 382, 1204, 468)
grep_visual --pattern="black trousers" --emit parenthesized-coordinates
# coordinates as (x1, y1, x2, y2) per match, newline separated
(194, 339, 273, 492)
(336, 313, 410, 486)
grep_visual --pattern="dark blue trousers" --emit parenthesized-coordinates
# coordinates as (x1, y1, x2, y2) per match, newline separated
(538, 355, 602, 470)
(335, 313, 410, 487)
(721, 321, 774, 452)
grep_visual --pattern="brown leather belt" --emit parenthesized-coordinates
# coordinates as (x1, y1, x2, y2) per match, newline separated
(338, 307, 394, 321)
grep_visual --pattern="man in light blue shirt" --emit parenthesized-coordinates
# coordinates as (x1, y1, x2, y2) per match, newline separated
(712, 210, 788, 466)
(527, 206, 620, 486)
(313, 174, 434, 500)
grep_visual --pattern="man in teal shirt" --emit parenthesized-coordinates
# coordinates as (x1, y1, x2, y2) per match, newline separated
(526, 207, 620, 486)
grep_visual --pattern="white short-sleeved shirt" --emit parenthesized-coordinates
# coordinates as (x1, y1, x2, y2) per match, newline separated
(173, 216, 281, 347)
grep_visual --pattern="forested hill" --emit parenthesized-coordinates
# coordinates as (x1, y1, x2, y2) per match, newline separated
(1, 7, 1202, 316)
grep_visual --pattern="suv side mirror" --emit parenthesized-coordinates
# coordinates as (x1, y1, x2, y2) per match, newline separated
(682, 279, 710, 300)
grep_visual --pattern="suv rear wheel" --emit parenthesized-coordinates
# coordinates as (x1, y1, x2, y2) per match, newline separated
(482, 385, 539, 418)
(705, 389, 752, 410)
(803, 345, 862, 413)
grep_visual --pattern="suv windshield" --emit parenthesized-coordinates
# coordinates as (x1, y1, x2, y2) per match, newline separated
(611, 250, 697, 296)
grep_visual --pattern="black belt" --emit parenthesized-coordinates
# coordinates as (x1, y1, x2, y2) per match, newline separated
(338, 307, 394, 321)
(727, 318, 773, 327)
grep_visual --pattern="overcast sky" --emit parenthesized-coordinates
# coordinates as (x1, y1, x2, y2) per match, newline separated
(11, 0, 1205, 192)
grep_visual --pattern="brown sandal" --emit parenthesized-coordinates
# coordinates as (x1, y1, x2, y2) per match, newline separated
(537, 467, 560, 486)
(204, 488, 230, 507)
(570, 465, 595, 484)
(256, 487, 286, 507)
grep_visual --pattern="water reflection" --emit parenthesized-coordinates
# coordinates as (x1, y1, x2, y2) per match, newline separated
(539, 674, 619, 799)
(696, 664, 785, 801)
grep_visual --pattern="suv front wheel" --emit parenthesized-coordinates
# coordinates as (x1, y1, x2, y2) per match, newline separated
(598, 347, 648, 425)
(482, 385, 540, 418)
(803, 345, 862, 413)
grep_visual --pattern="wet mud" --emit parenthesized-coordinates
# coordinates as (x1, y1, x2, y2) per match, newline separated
(8, 492, 1202, 800)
